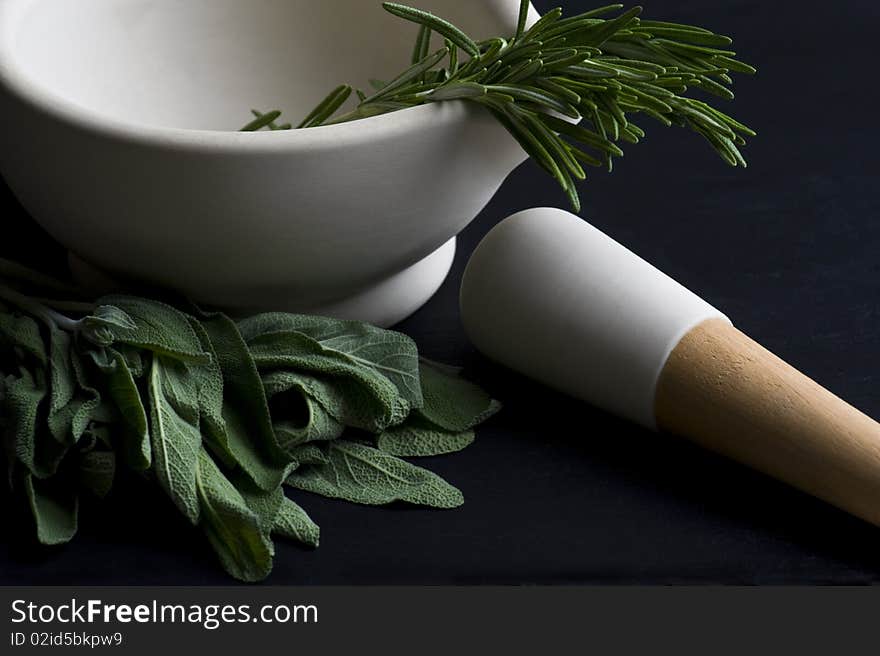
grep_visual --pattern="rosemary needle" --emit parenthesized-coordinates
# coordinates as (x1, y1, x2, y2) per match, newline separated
(244, 1, 756, 211)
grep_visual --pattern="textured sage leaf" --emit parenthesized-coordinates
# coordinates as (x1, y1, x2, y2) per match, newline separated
(4, 367, 67, 478)
(156, 357, 201, 424)
(416, 360, 501, 432)
(196, 448, 273, 582)
(237, 479, 284, 542)
(183, 317, 237, 470)
(93, 295, 210, 363)
(262, 369, 402, 434)
(118, 345, 146, 378)
(85, 304, 137, 331)
(70, 349, 104, 431)
(24, 475, 78, 546)
(45, 326, 102, 446)
(87, 348, 150, 470)
(377, 420, 475, 457)
(273, 497, 319, 548)
(286, 440, 463, 508)
(4, 368, 41, 474)
(46, 325, 76, 442)
(289, 443, 329, 466)
(0, 312, 46, 365)
(248, 330, 409, 429)
(147, 357, 201, 524)
(239, 313, 423, 407)
(262, 371, 344, 451)
(78, 449, 115, 498)
(198, 312, 291, 491)
(80, 305, 138, 346)
(274, 415, 343, 451)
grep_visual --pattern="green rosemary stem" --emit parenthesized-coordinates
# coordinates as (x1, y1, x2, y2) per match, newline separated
(243, 1, 756, 211)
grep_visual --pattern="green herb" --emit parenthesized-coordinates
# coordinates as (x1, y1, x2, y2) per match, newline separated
(375, 360, 500, 457)
(286, 439, 465, 508)
(244, 1, 755, 212)
(0, 259, 499, 582)
(377, 420, 475, 458)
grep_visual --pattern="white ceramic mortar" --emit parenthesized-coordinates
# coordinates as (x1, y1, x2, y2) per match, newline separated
(0, 0, 538, 325)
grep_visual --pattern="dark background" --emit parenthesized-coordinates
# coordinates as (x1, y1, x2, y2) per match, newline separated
(1, 0, 878, 584)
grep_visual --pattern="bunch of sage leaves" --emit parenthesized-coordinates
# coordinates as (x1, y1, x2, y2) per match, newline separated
(0, 259, 498, 581)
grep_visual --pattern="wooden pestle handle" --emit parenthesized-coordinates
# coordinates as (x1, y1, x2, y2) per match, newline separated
(656, 319, 880, 526)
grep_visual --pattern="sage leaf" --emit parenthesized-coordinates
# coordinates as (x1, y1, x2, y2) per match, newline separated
(80, 305, 138, 346)
(247, 330, 409, 428)
(273, 497, 319, 548)
(415, 360, 501, 431)
(198, 312, 291, 490)
(240, 313, 422, 407)
(24, 475, 78, 546)
(288, 443, 329, 466)
(274, 414, 343, 452)
(262, 371, 344, 450)
(62, 350, 102, 443)
(90, 304, 138, 330)
(118, 345, 146, 378)
(46, 325, 77, 442)
(4, 367, 67, 478)
(182, 316, 237, 470)
(237, 480, 284, 541)
(93, 295, 210, 363)
(87, 348, 150, 470)
(286, 440, 463, 508)
(306, 323, 423, 406)
(45, 325, 102, 446)
(262, 369, 403, 434)
(196, 448, 273, 582)
(147, 357, 201, 524)
(377, 420, 475, 457)
(0, 312, 46, 365)
(157, 357, 201, 424)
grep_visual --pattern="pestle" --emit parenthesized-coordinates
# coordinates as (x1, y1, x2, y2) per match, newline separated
(460, 207, 880, 526)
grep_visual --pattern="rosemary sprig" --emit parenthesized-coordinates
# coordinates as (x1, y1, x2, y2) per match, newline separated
(244, 2, 756, 212)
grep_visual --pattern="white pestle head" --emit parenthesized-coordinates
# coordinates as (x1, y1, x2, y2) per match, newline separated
(459, 207, 730, 429)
